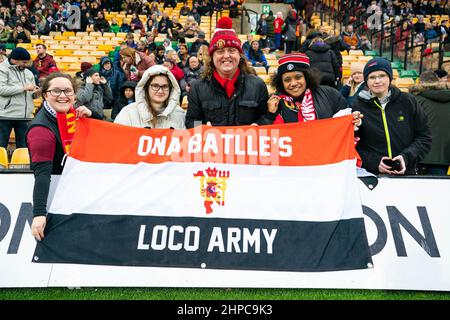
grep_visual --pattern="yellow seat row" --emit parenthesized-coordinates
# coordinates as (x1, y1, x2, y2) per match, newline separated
(0, 147, 30, 170)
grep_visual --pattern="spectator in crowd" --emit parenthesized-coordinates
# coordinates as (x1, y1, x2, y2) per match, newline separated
(0, 19, 9, 42)
(256, 13, 268, 36)
(259, 33, 276, 53)
(414, 15, 426, 34)
(9, 22, 31, 43)
(340, 63, 365, 105)
(125, 32, 138, 48)
(352, 58, 432, 175)
(358, 34, 372, 51)
(268, 53, 361, 126)
(186, 17, 273, 128)
(0, 47, 37, 149)
(114, 65, 185, 128)
(180, 55, 204, 94)
(19, 14, 32, 33)
(305, 37, 340, 88)
(76, 68, 113, 120)
(136, 39, 148, 54)
(324, 30, 350, 83)
(34, 13, 49, 36)
(0, 43, 7, 63)
(189, 31, 209, 55)
(155, 45, 166, 64)
(190, 7, 201, 24)
(130, 13, 144, 33)
(120, 18, 131, 33)
(180, 3, 191, 16)
(145, 33, 157, 54)
(33, 44, 58, 80)
(341, 24, 360, 50)
(440, 20, 449, 44)
(178, 43, 189, 68)
(273, 11, 284, 50)
(266, 11, 275, 41)
(184, 15, 199, 38)
(171, 16, 184, 40)
(434, 69, 448, 82)
(196, 44, 210, 66)
(424, 22, 439, 43)
(158, 12, 173, 37)
(163, 56, 185, 83)
(241, 33, 253, 54)
(75, 61, 93, 82)
(119, 47, 155, 82)
(99, 56, 125, 108)
(283, 9, 298, 54)
(94, 11, 110, 32)
(395, 21, 411, 56)
(409, 71, 450, 175)
(163, 38, 174, 52)
(110, 18, 120, 34)
(112, 80, 136, 120)
(27, 73, 102, 241)
(246, 40, 269, 73)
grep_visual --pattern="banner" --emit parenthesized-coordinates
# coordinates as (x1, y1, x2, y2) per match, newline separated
(1, 175, 449, 289)
(32, 116, 372, 272)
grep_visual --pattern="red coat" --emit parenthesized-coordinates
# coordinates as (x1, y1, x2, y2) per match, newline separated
(33, 54, 58, 78)
(169, 65, 184, 82)
(274, 18, 284, 34)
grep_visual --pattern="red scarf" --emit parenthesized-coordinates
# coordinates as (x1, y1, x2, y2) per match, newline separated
(56, 106, 77, 154)
(274, 88, 317, 123)
(213, 69, 241, 99)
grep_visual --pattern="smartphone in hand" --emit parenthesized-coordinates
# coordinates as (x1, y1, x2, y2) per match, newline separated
(383, 159, 402, 171)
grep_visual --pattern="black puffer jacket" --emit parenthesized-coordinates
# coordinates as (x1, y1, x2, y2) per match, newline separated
(409, 82, 450, 165)
(306, 42, 339, 84)
(352, 86, 432, 174)
(276, 86, 348, 123)
(186, 72, 273, 128)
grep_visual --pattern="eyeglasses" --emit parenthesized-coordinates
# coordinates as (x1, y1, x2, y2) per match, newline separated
(367, 74, 388, 81)
(46, 88, 74, 97)
(150, 84, 170, 92)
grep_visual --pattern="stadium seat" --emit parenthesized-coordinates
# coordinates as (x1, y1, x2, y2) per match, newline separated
(364, 50, 378, 56)
(181, 95, 188, 110)
(9, 148, 30, 169)
(0, 147, 8, 169)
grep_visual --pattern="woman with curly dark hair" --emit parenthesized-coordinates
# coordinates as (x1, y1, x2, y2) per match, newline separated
(269, 53, 363, 126)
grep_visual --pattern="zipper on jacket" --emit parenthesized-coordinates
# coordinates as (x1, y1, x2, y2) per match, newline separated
(373, 100, 392, 158)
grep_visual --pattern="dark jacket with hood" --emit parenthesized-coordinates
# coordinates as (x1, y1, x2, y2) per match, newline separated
(352, 86, 432, 174)
(186, 72, 273, 128)
(324, 35, 350, 68)
(305, 41, 339, 84)
(180, 58, 204, 91)
(409, 82, 450, 165)
(112, 80, 136, 120)
(99, 56, 125, 105)
(265, 13, 275, 39)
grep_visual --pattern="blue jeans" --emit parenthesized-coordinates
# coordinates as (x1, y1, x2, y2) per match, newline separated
(0, 119, 30, 148)
(274, 33, 282, 50)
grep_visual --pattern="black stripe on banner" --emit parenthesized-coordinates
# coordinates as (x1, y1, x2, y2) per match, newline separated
(33, 213, 372, 272)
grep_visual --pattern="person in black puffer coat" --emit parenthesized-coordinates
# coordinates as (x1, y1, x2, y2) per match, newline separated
(186, 17, 274, 128)
(112, 80, 136, 120)
(305, 37, 340, 88)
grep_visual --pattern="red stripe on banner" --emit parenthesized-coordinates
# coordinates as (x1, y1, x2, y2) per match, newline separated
(69, 116, 357, 166)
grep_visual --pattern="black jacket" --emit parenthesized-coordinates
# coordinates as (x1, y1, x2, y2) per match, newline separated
(306, 42, 339, 84)
(112, 81, 137, 120)
(276, 86, 348, 122)
(186, 72, 273, 128)
(409, 82, 450, 165)
(352, 86, 432, 174)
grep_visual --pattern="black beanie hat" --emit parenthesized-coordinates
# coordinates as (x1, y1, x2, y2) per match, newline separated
(363, 57, 393, 82)
(10, 47, 31, 61)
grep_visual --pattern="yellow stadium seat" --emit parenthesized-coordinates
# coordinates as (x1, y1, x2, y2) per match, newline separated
(76, 32, 88, 37)
(181, 95, 188, 110)
(0, 147, 8, 169)
(54, 49, 71, 56)
(63, 31, 75, 37)
(255, 67, 267, 75)
(49, 31, 62, 37)
(89, 31, 102, 37)
(9, 148, 30, 169)
(349, 50, 364, 56)
(60, 56, 79, 63)
(447, 166, 450, 175)
(16, 43, 32, 50)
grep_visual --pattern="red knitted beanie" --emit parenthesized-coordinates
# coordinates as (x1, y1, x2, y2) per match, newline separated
(208, 17, 243, 56)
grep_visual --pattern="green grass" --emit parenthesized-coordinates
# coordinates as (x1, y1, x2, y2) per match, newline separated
(1, 288, 450, 300)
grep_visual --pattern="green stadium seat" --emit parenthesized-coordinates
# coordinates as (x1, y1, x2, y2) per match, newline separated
(364, 50, 378, 56)
(400, 69, 418, 78)
(391, 61, 404, 70)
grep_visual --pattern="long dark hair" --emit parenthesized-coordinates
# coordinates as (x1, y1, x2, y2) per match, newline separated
(271, 68, 321, 95)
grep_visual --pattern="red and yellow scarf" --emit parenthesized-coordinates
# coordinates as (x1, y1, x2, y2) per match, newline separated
(44, 101, 77, 154)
